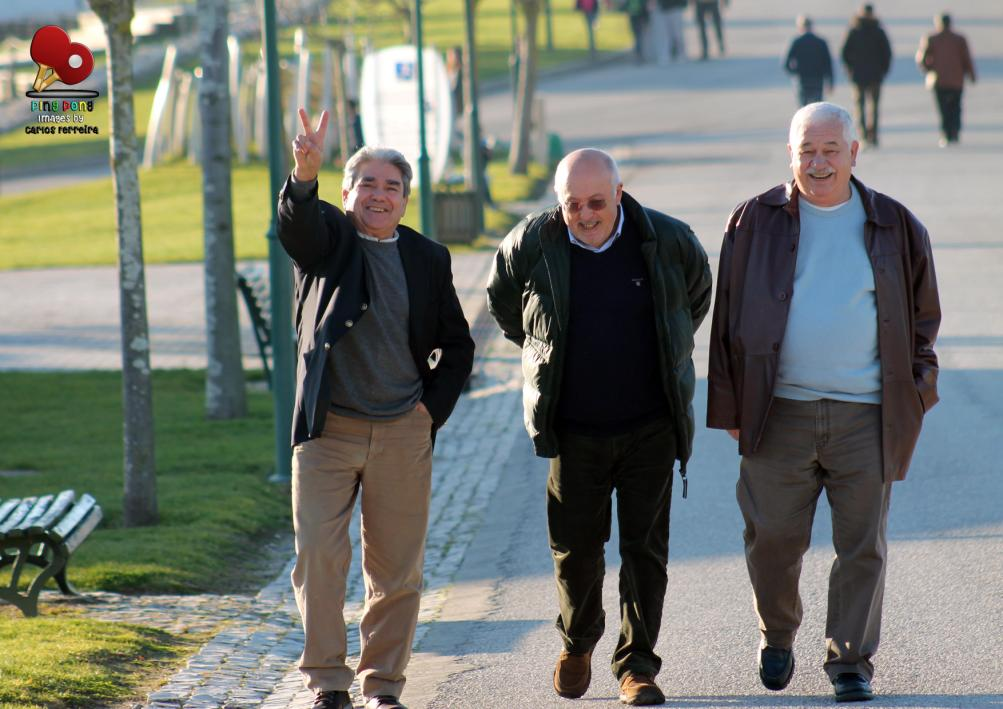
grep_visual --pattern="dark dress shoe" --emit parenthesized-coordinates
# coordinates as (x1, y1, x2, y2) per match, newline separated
(554, 649, 592, 698)
(313, 690, 353, 709)
(364, 697, 407, 709)
(833, 673, 874, 702)
(759, 646, 794, 691)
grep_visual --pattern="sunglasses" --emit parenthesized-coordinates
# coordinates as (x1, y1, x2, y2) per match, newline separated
(562, 197, 608, 214)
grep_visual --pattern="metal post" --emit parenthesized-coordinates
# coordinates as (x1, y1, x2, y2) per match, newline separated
(414, 0, 435, 239)
(261, 0, 294, 483)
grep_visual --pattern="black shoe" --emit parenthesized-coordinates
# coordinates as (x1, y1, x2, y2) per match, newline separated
(365, 697, 407, 709)
(758, 646, 794, 691)
(833, 673, 874, 702)
(314, 690, 353, 709)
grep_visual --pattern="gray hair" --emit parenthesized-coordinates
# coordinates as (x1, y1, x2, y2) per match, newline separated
(343, 146, 413, 198)
(553, 148, 621, 197)
(789, 102, 857, 146)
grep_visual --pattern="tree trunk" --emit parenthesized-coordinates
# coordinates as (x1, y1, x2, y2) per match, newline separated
(509, 0, 540, 174)
(88, 0, 157, 526)
(198, 0, 247, 420)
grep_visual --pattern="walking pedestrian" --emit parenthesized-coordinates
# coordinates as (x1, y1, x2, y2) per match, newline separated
(281, 109, 475, 709)
(693, 0, 727, 60)
(841, 4, 892, 146)
(651, 0, 688, 65)
(487, 148, 711, 706)
(621, 0, 650, 64)
(707, 101, 941, 704)
(916, 13, 976, 146)
(784, 16, 834, 106)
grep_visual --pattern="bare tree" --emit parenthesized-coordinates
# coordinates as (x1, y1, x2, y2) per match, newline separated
(197, 0, 247, 419)
(87, 0, 157, 526)
(509, 0, 541, 174)
(384, 0, 414, 43)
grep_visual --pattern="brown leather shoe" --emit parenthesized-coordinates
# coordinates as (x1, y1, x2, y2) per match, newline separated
(553, 649, 592, 698)
(618, 673, 665, 705)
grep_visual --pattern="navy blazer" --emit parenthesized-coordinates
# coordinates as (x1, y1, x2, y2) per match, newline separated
(277, 176, 475, 446)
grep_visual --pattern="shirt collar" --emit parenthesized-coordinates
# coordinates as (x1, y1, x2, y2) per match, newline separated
(566, 205, 624, 253)
(357, 229, 399, 243)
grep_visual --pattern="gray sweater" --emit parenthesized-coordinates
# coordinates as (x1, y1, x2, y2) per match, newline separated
(775, 185, 881, 404)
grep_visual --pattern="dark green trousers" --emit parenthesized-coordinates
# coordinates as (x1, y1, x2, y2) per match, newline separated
(547, 417, 676, 679)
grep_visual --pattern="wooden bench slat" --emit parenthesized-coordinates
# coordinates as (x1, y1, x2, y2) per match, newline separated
(0, 497, 36, 534)
(62, 505, 103, 554)
(33, 491, 76, 530)
(0, 499, 21, 528)
(16, 495, 54, 530)
(49, 494, 98, 542)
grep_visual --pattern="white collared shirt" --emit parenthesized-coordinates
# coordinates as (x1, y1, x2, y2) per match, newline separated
(357, 229, 399, 243)
(566, 206, 625, 253)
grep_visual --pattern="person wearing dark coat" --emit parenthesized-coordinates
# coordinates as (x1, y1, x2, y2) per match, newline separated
(841, 4, 893, 145)
(784, 16, 834, 106)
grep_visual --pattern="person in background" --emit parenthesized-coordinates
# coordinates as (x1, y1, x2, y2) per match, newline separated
(841, 4, 892, 146)
(652, 0, 688, 65)
(784, 15, 834, 106)
(916, 12, 976, 146)
(693, 0, 727, 60)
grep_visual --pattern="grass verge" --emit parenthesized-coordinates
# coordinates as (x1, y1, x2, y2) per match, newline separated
(0, 370, 287, 594)
(0, 154, 548, 269)
(0, 610, 202, 709)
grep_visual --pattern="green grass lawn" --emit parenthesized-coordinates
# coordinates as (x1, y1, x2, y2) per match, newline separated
(0, 369, 283, 706)
(0, 155, 546, 269)
(0, 370, 286, 593)
(0, 612, 201, 709)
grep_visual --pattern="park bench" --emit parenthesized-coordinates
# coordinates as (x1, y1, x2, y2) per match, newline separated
(236, 267, 274, 387)
(0, 490, 103, 617)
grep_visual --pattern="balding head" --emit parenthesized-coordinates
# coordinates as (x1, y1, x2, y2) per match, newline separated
(553, 148, 624, 249)
(553, 148, 621, 200)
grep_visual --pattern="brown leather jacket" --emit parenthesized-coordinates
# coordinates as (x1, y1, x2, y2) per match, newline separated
(707, 177, 940, 481)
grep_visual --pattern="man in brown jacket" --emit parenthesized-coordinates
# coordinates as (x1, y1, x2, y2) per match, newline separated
(917, 13, 977, 145)
(707, 102, 940, 703)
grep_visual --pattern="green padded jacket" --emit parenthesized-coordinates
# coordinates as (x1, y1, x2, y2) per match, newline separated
(486, 191, 712, 489)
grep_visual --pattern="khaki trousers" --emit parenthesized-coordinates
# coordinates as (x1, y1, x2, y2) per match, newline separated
(291, 407, 433, 698)
(737, 398, 892, 681)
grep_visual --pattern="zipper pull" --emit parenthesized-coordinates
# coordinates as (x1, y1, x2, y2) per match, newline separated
(680, 464, 688, 500)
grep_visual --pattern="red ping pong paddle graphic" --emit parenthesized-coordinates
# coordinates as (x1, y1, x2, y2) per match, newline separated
(30, 25, 94, 91)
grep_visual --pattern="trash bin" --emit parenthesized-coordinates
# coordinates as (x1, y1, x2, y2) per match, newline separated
(433, 191, 479, 244)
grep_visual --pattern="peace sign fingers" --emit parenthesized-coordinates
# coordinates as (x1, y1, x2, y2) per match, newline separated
(292, 108, 329, 182)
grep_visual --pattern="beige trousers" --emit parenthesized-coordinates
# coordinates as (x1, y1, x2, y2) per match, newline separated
(291, 407, 433, 698)
(738, 398, 892, 681)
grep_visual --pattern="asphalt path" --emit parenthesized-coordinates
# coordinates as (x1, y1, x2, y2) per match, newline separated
(406, 1, 1003, 707)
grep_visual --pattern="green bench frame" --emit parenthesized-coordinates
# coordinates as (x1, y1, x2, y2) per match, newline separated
(236, 267, 274, 388)
(0, 490, 103, 617)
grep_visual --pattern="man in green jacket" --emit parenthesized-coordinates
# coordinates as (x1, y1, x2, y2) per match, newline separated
(486, 149, 711, 705)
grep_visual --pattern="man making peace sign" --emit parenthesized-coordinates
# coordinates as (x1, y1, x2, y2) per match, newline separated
(279, 109, 475, 709)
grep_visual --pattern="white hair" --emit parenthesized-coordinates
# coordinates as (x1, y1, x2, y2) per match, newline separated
(553, 148, 621, 197)
(789, 102, 857, 146)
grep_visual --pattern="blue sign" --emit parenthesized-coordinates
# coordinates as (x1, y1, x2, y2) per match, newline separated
(395, 61, 415, 81)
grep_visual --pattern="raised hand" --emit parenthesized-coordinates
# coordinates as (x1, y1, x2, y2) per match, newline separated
(292, 108, 329, 182)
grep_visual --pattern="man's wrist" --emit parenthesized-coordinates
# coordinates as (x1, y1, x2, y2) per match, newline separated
(292, 167, 318, 183)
